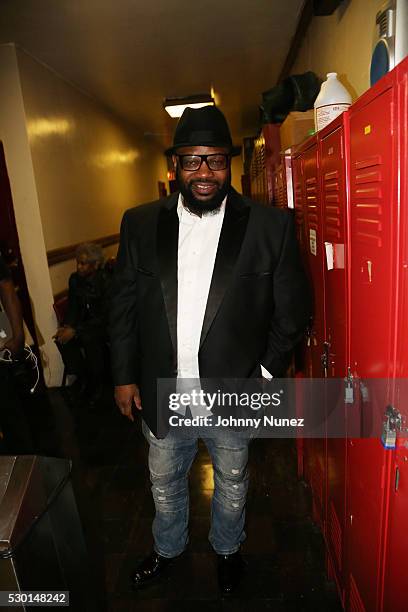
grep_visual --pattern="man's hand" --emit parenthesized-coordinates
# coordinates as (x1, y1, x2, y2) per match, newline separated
(53, 326, 76, 345)
(114, 384, 142, 421)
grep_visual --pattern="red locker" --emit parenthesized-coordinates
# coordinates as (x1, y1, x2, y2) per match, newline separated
(305, 141, 325, 379)
(347, 68, 397, 612)
(292, 137, 327, 531)
(292, 148, 311, 380)
(382, 56, 408, 612)
(318, 112, 350, 605)
(290, 54, 408, 612)
(296, 136, 326, 379)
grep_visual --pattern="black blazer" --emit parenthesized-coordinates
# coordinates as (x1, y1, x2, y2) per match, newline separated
(109, 188, 311, 436)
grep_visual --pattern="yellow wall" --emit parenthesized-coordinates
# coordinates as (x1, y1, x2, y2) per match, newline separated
(16, 48, 167, 293)
(0, 44, 166, 385)
(231, 155, 243, 193)
(292, 0, 385, 100)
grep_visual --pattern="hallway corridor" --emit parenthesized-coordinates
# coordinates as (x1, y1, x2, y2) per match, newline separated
(44, 386, 342, 611)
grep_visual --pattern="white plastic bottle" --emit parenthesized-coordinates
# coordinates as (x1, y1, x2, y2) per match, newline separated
(314, 72, 352, 131)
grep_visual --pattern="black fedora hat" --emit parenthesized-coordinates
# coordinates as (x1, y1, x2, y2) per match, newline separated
(165, 106, 241, 156)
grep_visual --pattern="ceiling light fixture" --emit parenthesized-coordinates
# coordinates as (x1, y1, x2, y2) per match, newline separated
(163, 94, 215, 118)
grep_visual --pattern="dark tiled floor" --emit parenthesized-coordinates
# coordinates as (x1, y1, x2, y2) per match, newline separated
(11, 384, 342, 611)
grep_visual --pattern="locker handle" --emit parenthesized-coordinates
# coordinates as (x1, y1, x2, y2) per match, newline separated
(395, 466, 400, 492)
(367, 260, 372, 283)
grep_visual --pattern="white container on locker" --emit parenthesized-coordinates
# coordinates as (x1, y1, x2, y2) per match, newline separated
(314, 72, 352, 131)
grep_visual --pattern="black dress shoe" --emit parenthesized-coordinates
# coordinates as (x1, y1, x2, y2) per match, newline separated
(131, 551, 174, 588)
(217, 551, 245, 594)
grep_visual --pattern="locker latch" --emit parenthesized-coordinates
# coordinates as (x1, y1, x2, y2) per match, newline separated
(321, 342, 330, 376)
(359, 381, 370, 403)
(344, 368, 354, 404)
(381, 405, 406, 450)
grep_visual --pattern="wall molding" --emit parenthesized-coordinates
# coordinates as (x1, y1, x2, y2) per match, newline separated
(53, 288, 68, 302)
(47, 233, 119, 266)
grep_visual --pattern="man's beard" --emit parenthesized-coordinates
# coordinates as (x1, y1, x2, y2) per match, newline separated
(177, 168, 230, 216)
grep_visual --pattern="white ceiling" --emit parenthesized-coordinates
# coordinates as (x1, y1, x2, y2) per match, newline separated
(0, 0, 304, 148)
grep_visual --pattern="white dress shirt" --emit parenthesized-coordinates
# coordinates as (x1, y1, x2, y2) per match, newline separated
(176, 194, 272, 416)
(176, 194, 225, 415)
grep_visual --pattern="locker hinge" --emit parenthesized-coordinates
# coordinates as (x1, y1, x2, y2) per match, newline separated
(381, 405, 407, 450)
(344, 368, 354, 404)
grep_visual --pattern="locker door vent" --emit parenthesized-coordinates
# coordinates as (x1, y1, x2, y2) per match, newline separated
(279, 168, 286, 207)
(349, 573, 366, 612)
(294, 175, 305, 225)
(328, 501, 342, 570)
(306, 175, 319, 230)
(324, 169, 342, 240)
(353, 156, 383, 247)
(259, 143, 265, 175)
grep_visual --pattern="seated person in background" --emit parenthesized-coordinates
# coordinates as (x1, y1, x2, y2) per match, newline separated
(54, 243, 110, 404)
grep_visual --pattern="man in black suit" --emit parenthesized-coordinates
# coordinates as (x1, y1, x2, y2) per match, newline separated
(110, 107, 310, 593)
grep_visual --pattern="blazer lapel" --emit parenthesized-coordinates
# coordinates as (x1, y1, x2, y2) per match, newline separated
(157, 193, 179, 356)
(200, 189, 250, 349)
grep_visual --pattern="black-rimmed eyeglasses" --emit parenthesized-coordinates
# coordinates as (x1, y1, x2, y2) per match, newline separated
(177, 153, 230, 172)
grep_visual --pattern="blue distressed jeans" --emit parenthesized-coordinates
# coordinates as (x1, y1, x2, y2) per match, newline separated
(142, 419, 250, 558)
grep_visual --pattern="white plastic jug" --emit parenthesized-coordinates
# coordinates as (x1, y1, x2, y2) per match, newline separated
(314, 73, 352, 131)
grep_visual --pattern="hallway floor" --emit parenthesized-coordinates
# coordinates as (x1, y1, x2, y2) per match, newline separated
(32, 386, 342, 611)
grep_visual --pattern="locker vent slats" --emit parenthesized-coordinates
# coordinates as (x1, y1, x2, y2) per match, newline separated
(355, 170, 382, 184)
(354, 155, 382, 169)
(324, 170, 339, 181)
(306, 173, 319, 230)
(355, 186, 382, 199)
(324, 168, 342, 240)
(353, 156, 383, 246)
(293, 162, 305, 251)
(325, 193, 340, 202)
(326, 216, 340, 227)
